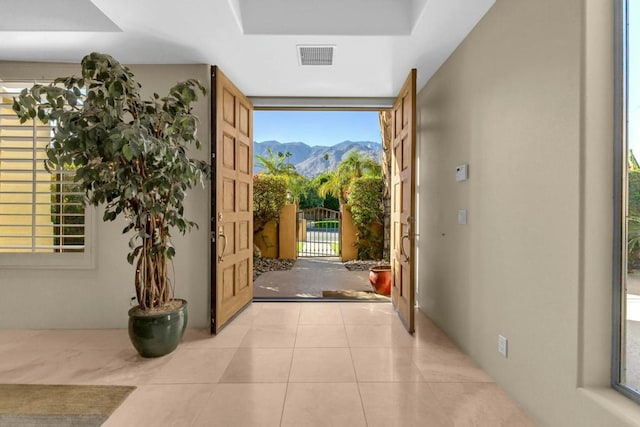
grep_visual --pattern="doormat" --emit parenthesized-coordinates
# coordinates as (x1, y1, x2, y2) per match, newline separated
(322, 290, 391, 301)
(0, 384, 135, 427)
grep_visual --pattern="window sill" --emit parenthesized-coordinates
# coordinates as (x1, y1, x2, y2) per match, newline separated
(0, 208, 96, 270)
(578, 387, 640, 426)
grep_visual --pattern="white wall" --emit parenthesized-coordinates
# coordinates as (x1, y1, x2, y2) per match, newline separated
(416, 0, 640, 425)
(0, 63, 211, 329)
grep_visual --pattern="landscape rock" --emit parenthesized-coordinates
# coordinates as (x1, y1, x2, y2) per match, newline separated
(253, 257, 295, 281)
(343, 260, 389, 271)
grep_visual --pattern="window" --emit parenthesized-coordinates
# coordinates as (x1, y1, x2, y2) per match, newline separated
(0, 80, 91, 267)
(614, 0, 640, 403)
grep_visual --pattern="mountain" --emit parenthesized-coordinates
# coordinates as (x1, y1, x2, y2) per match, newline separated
(253, 140, 382, 178)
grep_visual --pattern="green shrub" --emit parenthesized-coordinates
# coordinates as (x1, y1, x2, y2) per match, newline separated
(348, 176, 384, 260)
(322, 193, 339, 211)
(299, 175, 340, 211)
(630, 169, 640, 216)
(253, 174, 288, 234)
(629, 170, 640, 270)
(298, 185, 324, 210)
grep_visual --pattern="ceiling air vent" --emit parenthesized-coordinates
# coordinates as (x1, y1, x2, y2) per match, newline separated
(298, 45, 334, 66)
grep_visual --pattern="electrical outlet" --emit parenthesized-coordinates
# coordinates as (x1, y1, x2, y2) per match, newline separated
(498, 335, 508, 358)
(458, 209, 467, 225)
(456, 164, 468, 181)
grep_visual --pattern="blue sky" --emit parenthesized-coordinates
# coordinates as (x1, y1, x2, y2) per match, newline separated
(253, 110, 382, 147)
(630, 2, 640, 155)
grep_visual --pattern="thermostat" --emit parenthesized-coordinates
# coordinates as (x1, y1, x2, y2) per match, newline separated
(456, 164, 468, 182)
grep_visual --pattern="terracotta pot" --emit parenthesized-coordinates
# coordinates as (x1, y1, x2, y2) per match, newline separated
(369, 265, 392, 296)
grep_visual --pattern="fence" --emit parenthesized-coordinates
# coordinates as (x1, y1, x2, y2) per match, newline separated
(297, 207, 341, 257)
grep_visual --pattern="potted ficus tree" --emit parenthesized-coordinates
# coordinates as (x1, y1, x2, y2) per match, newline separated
(12, 52, 210, 357)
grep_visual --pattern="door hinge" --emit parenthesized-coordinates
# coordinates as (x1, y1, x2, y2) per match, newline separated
(211, 152, 216, 159)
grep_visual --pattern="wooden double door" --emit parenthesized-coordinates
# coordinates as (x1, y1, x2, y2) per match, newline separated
(210, 68, 416, 333)
(210, 67, 254, 333)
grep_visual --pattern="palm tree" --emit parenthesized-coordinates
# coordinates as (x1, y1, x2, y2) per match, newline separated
(317, 171, 344, 204)
(255, 147, 298, 177)
(255, 146, 305, 201)
(318, 151, 381, 205)
(338, 150, 381, 178)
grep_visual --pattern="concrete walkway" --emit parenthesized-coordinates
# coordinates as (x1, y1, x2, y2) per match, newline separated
(254, 257, 385, 299)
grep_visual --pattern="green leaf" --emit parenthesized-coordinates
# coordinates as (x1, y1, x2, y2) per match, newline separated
(12, 99, 20, 114)
(108, 80, 123, 97)
(124, 185, 136, 199)
(66, 91, 78, 107)
(37, 108, 48, 123)
(122, 144, 133, 161)
(103, 211, 117, 221)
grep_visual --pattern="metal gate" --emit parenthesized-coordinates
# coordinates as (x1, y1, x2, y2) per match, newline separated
(297, 207, 341, 257)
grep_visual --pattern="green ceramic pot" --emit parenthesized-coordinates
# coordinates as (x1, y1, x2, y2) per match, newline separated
(128, 299, 188, 358)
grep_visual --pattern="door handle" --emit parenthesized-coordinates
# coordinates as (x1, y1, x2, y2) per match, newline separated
(400, 234, 410, 263)
(400, 216, 411, 263)
(218, 227, 227, 262)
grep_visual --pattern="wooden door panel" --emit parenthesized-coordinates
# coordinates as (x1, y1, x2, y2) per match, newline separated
(239, 102, 250, 137)
(239, 221, 250, 250)
(222, 222, 235, 256)
(223, 90, 236, 125)
(222, 179, 235, 211)
(222, 266, 235, 298)
(238, 182, 250, 212)
(238, 143, 250, 174)
(223, 134, 236, 168)
(211, 66, 254, 333)
(391, 69, 416, 333)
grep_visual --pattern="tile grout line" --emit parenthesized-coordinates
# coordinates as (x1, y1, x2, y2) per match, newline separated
(278, 303, 302, 426)
(344, 307, 370, 427)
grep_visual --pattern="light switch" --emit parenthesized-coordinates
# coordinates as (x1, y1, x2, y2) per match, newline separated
(458, 209, 467, 225)
(456, 164, 468, 181)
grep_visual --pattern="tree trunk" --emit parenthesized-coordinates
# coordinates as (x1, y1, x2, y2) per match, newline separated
(134, 220, 170, 310)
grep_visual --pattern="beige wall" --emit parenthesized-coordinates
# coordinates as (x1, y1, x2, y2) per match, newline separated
(416, 0, 640, 425)
(0, 62, 211, 328)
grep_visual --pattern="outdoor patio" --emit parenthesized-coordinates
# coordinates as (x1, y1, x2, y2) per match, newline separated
(253, 257, 386, 300)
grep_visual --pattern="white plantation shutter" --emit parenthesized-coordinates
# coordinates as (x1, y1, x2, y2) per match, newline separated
(0, 81, 86, 254)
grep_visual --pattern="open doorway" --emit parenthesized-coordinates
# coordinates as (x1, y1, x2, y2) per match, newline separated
(251, 109, 391, 300)
(211, 68, 416, 333)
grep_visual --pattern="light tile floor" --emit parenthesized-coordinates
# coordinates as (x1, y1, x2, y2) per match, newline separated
(0, 302, 536, 426)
